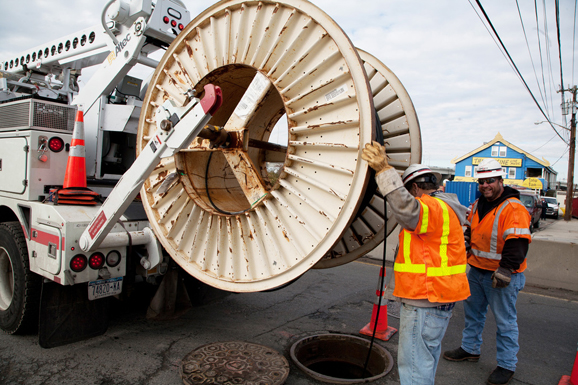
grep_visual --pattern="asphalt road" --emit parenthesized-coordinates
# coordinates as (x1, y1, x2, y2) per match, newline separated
(1, 223, 577, 384)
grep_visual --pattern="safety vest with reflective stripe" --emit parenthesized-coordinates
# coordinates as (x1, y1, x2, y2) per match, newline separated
(393, 194, 470, 303)
(467, 197, 532, 272)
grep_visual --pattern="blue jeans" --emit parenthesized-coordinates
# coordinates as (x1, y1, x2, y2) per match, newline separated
(398, 303, 453, 385)
(461, 266, 526, 372)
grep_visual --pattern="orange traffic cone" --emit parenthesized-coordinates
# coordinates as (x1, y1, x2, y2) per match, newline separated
(56, 109, 100, 205)
(63, 110, 87, 189)
(360, 267, 397, 341)
(559, 342, 578, 385)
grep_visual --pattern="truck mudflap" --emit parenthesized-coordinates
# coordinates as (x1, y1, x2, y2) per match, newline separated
(38, 281, 110, 348)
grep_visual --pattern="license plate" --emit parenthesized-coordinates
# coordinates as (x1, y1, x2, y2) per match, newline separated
(88, 277, 123, 300)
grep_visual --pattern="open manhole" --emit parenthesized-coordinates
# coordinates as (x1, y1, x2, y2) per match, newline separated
(180, 341, 289, 385)
(290, 334, 393, 384)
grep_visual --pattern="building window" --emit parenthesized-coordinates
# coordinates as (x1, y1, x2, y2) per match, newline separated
(502, 167, 507, 177)
(509, 167, 516, 179)
(499, 146, 507, 157)
(465, 165, 472, 177)
(491, 146, 499, 157)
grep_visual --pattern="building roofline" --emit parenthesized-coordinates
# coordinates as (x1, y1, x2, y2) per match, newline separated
(451, 132, 555, 173)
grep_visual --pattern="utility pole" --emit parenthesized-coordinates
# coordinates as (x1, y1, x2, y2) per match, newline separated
(564, 86, 576, 221)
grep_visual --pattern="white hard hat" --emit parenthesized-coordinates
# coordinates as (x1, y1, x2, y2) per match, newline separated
(474, 158, 506, 178)
(402, 164, 442, 186)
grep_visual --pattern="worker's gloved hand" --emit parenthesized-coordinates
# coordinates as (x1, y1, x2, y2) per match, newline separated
(361, 141, 392, 175)
(491, 266, 512, 288)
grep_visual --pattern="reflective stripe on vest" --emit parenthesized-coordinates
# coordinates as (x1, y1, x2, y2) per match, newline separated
(394, 197, 466, 276)
(428, 198, 467, 276)
(470, 198, 532, 261)
(418, 202, 429, 234)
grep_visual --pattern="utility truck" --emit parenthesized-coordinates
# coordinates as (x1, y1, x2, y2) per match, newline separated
(0, 0, 220, 347)
(0, 0, 422, 348)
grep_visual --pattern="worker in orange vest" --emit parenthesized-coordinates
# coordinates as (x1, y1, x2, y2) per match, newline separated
(362, 142, 470, 385)
(443, 158, 532, 385)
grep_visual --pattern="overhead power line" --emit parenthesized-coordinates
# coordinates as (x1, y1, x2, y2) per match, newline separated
(555, 0, 564, 92)
(534, 0, 552, 117)
(555, 0, 566, 131)
(516, 0, 549, 115)
(572, 0, 578, 84)
(471, 0, 569, 145)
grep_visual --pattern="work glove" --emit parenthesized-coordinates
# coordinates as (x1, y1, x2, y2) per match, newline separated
(361, 141, 392, 175)
(491, 266, 512, 288)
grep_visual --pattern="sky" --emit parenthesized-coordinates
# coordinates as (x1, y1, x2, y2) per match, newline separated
(1, 0, 577, 183)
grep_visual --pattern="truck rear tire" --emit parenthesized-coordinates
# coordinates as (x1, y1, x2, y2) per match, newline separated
(0, 222, 41, 334)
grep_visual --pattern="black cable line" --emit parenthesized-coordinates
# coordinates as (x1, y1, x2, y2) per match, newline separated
(535, 0, 552, 119)
(467, 0, 519, 75)
(361, 194, 388, 379)
(572, 0, 578, 84)
(205, 152, 251, 216)
(551, 145, 570, 166)
(474, 0, 569, 145)
(555, 0, 564, 90)
(555, 0, 566, 125)
(530, 132, 558, 152)
(516, 0, 548, 112)
(542, 0, 554, 113)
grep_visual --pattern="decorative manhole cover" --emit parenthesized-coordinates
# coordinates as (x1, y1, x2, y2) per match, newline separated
(180, 341, 290, 385)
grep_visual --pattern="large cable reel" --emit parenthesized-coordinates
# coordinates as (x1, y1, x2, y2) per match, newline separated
(137, 0, 419, 292)
(314, 49, 422, 268)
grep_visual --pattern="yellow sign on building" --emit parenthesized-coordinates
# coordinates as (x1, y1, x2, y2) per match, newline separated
(472, 157, 522, 167)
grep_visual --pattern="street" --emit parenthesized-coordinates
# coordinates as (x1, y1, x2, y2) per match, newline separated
(1, 249, 577, 385)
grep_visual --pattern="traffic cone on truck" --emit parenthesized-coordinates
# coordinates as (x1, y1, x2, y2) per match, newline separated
(55, 109, 100, 205)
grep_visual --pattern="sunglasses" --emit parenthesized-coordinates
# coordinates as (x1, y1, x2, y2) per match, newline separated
(478, 177, 498, 185)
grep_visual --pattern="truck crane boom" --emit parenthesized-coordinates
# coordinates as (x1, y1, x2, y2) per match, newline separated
(80, 84, 223, 253)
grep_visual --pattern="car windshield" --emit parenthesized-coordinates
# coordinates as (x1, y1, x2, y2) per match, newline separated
(519, 195, 534, 208)
(544, 197, 557, 204)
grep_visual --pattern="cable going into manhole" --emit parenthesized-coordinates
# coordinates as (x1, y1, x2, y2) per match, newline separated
(361, 113, 388, 379)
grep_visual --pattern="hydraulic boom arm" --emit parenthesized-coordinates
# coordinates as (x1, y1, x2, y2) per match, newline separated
(79, 84, 223, 253)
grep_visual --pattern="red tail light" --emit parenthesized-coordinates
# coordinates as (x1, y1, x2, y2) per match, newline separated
(48, 137, 64, 152)
(89, 252, 105, 269)
(70, 254, 87, 272)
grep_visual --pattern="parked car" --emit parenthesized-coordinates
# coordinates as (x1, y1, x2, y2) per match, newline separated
(541, 196, 560, 219)
(517, 190, 542, 230)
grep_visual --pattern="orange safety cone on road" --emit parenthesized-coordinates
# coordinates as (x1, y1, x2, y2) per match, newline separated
(56, 109, 100, 205)
(360, 267, 397, 341)
(559, 342, 578, 385)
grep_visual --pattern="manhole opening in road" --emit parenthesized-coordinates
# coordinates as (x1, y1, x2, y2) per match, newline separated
(180, 341, 289, 385)
(290, 333, 394, 384)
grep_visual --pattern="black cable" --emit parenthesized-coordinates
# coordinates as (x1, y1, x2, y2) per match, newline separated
(114, 87, 142, 101)
(555, 0, 566, 113)
(205, 152, 251, 215)
(534, 0, 552, 117)
(572, 0, 578, 84)
(541, 0, 557, 117)
(530, 133, 558, 152)
(467, 1, 518, 75)
(551, 145, 570, 166)
(361, 194, 388, 378)
(473, 0, 569, 145)
(516, 0, 548, 110)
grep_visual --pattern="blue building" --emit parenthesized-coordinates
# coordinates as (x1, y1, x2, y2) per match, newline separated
(451, 133, 557, 191)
